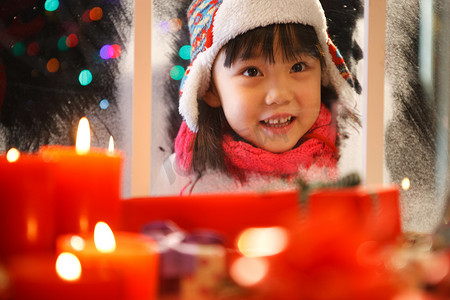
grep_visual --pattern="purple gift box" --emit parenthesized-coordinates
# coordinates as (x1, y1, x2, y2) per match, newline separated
(142, 220, 226, 296)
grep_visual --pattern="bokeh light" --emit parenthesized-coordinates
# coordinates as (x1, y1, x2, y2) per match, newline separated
(44, 0, 59, 12)
(169, 18, 182, 32)
(6, 148, 20, 163)
(12, 42, 26, 56)
(158, 21, 170, 34)
(179, 45, 191, 60)
(78, 69, 93, 86)
(110, 44, 121, 59)
(70, 236, 86, 251)
(100, 44, 121, 59)
(55, 252, 82, 281)
(230, 257, 269, 287)
(100, 45, 113, 59)
(89, 7, 103, 21)
(27, 42, 40, 56)
(66, 34, 78, 48)
(47, 58, 60, 73)
(99, 99, 110, 109)
(57, 36, 68, 51)
(401, 177, 410, 191)
(237, 227, 288, 257)
(170, 65, 185, 81)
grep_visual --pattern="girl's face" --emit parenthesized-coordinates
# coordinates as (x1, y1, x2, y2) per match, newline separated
(205, 45, 322, 153)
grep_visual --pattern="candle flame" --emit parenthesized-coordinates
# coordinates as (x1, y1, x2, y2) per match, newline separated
(6, 148, 20, 163)
(237, 227, 288, 257)
(94, 222, 116, 253)
(108, 136, 114, 153)
(55, 252, 82, 281)
(76, 117, 90, 154)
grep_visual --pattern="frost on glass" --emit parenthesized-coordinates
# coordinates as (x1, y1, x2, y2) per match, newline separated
(384, 0, 450, 233)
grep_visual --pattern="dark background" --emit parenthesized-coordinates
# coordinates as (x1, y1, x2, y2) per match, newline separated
(0, 0, 132, 152)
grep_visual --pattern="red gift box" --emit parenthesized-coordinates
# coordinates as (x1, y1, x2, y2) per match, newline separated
(120, 191, 298, 246)
(307, 185, 401, 242)
(120, 185, 401, 300)
(120, 185, 401, 245)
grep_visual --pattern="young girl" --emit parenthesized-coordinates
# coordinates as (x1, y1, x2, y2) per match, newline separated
(156, 0, 361, 195)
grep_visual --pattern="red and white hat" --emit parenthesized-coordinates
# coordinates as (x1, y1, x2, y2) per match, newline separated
(179, 0, 356, 132)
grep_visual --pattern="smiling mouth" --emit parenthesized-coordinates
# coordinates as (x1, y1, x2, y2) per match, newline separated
(260, 116, 295, 128)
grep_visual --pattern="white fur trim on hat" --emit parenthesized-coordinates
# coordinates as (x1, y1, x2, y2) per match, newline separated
(179, 0, 356, 132)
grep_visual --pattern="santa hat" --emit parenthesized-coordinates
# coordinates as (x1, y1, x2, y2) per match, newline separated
(179, 0, 356, 132)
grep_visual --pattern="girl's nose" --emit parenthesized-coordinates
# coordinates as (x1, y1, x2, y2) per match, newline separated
(265, 80, 294, 105)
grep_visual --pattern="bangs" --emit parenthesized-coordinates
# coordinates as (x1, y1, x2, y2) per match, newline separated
(223, 23, 324, 68)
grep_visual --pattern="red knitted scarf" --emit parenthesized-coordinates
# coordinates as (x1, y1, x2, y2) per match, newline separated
(175, 104, 338, 179)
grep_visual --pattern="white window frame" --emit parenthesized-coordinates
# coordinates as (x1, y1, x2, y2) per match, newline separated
(130, 0, 387, 196)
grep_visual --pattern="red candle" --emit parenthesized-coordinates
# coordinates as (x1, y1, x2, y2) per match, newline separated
(6, 253, 125, 300)
(56, 222, 159, 300)
(0, 149, 56, 260)
(39, 117, 122, 235)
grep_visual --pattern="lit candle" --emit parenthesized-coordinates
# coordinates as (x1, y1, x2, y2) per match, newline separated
(6, 253, 125, 300)
(108, 136, 114, 154)
(39, 117, 123, 235)
(0, 148, 56, 260)
(56, 222, 159, 300)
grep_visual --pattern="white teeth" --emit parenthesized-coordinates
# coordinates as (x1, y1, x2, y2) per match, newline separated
(263, 116, 292, 125)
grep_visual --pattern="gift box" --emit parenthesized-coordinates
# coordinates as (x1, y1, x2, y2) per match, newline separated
(121, 183, 402, 299)
(177, 232, 227, 300)
(218, 184, 402, 300)
(142, 221, 227, 299)
(121, 191, 299, 247)
(121, 185, 401, 246)
(306, 185, 401, 242)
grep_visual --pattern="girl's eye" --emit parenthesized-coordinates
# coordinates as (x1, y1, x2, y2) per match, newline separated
(291, 62, 306, 73)
(242, 67, 260, 77)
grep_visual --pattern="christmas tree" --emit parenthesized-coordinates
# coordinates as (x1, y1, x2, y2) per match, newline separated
(0, 0, 132, 151)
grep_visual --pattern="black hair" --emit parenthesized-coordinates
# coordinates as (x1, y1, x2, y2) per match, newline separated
(224, 23, 325, 69)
